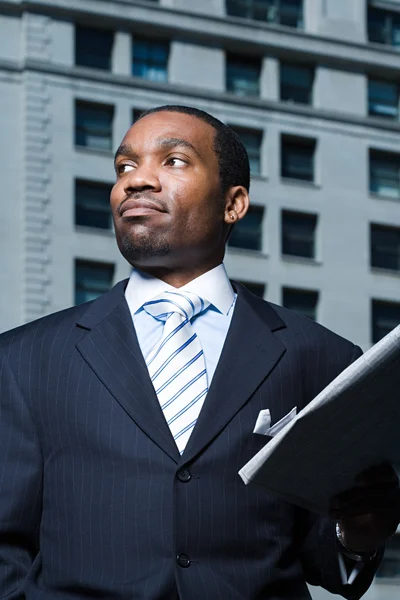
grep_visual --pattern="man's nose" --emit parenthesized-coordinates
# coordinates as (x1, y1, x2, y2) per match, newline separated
(123, 162, 161, 193)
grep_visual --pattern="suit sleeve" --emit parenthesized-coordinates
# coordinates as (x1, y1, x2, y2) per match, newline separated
(0, 349, 42, 599)
(298, 343, 383, 599)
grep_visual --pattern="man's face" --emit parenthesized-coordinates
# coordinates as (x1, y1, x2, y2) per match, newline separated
(110, 111, 226, 273)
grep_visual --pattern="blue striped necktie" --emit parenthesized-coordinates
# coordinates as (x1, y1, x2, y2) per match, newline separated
(143, 290, 210, 454)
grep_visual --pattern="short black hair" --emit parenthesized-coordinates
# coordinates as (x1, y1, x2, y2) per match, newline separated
(136, 105, 250, 194)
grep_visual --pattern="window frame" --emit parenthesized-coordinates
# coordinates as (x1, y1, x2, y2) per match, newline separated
(368, 78, 399, 120)
(75, 179, 113, 230)
(281, 210, 318, 259)
(281, 135, 316, 183)
(75, 25, 114, 71)
(132, 36, 170, 82)
(370, 223, 400, 272)
(226, 0, 304, 29)
(369, 149, 400, 200)
(75, 100, 114, 152)
(367, 6, 400, 48)
(226, 53, 262, 97)
(282, 287, 319, 321)
(280, 62, 314, 105)
(75, 259, 115, 306)
(371, 299, 400, 344)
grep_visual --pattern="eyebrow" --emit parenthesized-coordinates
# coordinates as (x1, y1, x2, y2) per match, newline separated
(114, 137, 201, 166)
(114, 144, 133, 165)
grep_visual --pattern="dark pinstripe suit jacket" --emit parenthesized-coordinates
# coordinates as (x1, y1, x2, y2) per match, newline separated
(0, 280, 381, 599)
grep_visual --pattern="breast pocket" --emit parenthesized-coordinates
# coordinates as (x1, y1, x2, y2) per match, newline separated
(246, 432, 272, 461)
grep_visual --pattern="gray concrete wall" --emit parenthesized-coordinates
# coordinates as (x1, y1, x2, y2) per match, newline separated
(0, 12, 22, 62)
(0, 75, 23, 332)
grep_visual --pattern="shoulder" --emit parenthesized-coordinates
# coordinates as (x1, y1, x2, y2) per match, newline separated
(236, 282, 356, 351)
(0, 279, 129, 354)
(266, 298, 359, 361)
(269, 300, 356, 352)
(0, 302, 93, 353)
(234, 282, 361, 376)
(267, 300, 361, 394)
(251, 296, 362, 409)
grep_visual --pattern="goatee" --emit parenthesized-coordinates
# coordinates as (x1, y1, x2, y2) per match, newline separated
(117, 232, 171, 266)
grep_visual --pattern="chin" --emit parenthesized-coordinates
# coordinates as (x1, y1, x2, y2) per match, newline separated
(117, 232, 172, 266)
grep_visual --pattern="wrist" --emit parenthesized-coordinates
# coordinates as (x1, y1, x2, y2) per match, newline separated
(335, 523, 377, 562)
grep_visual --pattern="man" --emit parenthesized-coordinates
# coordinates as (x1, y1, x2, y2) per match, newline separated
(0, 105, 399, 600)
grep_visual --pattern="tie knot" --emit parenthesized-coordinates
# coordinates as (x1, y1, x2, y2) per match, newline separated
(143, 290, 209, 323)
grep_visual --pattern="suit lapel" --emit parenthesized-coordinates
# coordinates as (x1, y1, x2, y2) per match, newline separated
(182, 283, 287, 463)
(76, 281, 180, 463)
(74, 279, 286, 464)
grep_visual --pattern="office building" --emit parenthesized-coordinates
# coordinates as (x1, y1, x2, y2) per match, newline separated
(0, 1, 399, 596)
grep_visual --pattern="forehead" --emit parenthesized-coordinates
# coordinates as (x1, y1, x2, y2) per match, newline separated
(121, 111, 217, 155)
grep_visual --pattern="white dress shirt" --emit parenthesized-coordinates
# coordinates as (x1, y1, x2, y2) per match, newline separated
(125, 263, 236, 385)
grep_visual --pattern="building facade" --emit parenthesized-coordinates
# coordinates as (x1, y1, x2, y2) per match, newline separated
(0, 0, 399, 596)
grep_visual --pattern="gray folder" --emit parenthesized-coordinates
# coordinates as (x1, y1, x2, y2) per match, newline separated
(239, 325, 400, 514)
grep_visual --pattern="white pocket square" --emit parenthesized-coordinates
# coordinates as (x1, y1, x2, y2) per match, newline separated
(253, 409, 271, 435)
(253, 407, 297, 436)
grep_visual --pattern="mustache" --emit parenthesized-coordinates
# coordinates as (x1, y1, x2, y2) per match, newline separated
(117, 193, 168, 217)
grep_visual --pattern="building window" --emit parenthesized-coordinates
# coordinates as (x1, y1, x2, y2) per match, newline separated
(282, 287, 319, 320)
(229, 205, 264, 251)
(226, 54, 261, 97)
(231, 127, 263, 174)
(281, 210, 317, 259)
(280, 63, 314, 104)
(372, 300, 400, 343)
(75, 260, 115, 305)
(75, 25, 114, 70)
(75, 101, 114, 151)
(368, 79, 399, 119)
(75, 180, 112, 230)
(376, 534, 400, 582)
(369, 150, 400, 200)
(281, 135, 316, 182)
(370, 224, 400, 271)
(368, 6, 400, 48)
(236, 281, 265, 298)
(226, 0, 303, 28)
(132, 36, 169, 82)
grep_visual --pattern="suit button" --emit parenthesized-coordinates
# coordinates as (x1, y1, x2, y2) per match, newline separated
(177, 553, 190, 568)
(177, 468, 192, 483)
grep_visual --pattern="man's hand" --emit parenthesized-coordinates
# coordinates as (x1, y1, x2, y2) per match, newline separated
(329, 463, 400, 553)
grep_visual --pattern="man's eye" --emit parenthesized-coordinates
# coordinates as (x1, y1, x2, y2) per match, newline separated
(117, 164, 134, 174)
(167, 157, 186, 167)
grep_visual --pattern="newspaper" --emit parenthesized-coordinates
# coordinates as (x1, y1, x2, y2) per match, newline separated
(239, 325, 400, 515)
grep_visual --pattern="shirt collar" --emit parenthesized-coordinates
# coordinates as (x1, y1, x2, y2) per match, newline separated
(125, 264, 235, 316)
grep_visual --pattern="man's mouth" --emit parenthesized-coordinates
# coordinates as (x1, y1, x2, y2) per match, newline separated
(119, 199, 165, 218)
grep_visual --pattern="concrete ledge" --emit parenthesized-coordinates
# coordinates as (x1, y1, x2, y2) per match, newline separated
(0, 0, 400, 74)
(1, 57, 399, 136)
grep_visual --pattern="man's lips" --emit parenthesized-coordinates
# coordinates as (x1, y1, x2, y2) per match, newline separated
(119, 199, 165, 218)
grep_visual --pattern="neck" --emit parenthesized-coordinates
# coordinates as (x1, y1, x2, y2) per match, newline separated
(135, 260, 222, 288)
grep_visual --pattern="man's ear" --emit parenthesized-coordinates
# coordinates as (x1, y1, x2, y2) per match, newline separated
(223, 186, 250, 225)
